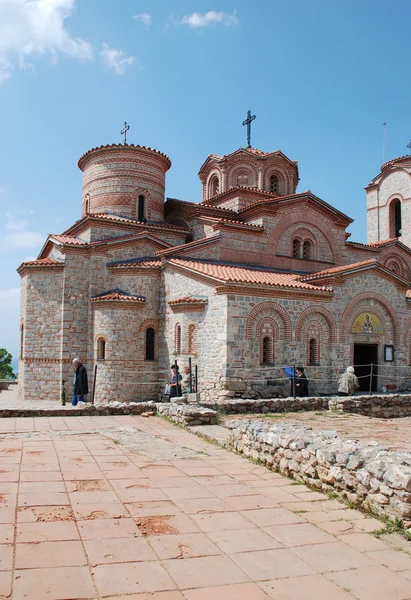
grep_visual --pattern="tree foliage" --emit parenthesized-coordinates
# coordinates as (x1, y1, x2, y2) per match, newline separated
(0, 349, 16, 379)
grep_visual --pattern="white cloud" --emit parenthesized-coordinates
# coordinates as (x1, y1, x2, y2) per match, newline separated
(0, 287, 20, 361)
(100, 43, 135, 75)
(0, 0, 93, 83)
(133, 13, 151, 28)
(1, 212, 45, 251)
(178, 10, 238, 28)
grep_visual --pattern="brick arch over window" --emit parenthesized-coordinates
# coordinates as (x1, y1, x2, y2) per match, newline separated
(339, 292, 400, 344)
(138, 318, 159, 333)
(290, 228, 317, 260)
(304, 321, 323, 365)
(227, 162, 258, 188)
(256, 317, 279, 364)
(265, 169, 286, 195)
(295, 306, 337, 343)
(133, 188, 151, 220)
(382, 253, 410, 280)
(401, 316, 411, 346)
(175, 323, 181, 354)
(96, 336, 107, 360)
(187, 322, 198, 355)
(268, 212, 339, 263)
(206, 170, 221, 199)
(246, 301, 292, 341)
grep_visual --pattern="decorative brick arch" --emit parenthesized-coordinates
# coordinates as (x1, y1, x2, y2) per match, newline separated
(268, 212, 339, 263)
(295, 306, 337, 343)
(138, 318, 159, 334)
(401, 316, 411, 346)
(226, 159, 258, 188)
(383, 252, 410, 280)
(246, 302, 292, 341)
(339, 292, 400, 344)
(133, 187, 151, 220)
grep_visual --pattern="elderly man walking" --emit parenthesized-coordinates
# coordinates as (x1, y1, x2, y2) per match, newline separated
(72, 358, 88, 406)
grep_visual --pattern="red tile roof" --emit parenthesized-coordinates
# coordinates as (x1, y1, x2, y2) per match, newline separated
(109, 259, 161, 268)
(201, 185, 278, 204)
(91, 289, 145, 303)
(299, 259, 379, 281)
(381, 155, 411, 172)
(168, 297, 208, 305)
(78, 143, 171, 169)
(168, 259, 332, 292)
(87, 213, 189, 231)
(50, 234, 88, 246)
(17, 258, 64, 274)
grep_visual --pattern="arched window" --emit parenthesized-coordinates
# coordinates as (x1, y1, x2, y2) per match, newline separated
(261, 336, 273, 364)
(97, 338, 106, 360)
(237, 172, 249, 186)
(308, 338, 319, 365)
(145, 328, 155, 360)
(292, 239, 301, 258)
(175, 324, 181, 354)
(20, 322, 24, 359)
(187, 324, 197, 354)
(394, 200, 402, 237)
(84, 195, 90, 215)
(138, 195, 145, 222)
(303, 241, 312, 260)
(270, 175, 279, 194)
(211, 176, 219, 197)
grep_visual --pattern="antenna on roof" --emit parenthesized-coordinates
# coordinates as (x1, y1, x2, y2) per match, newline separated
(383, 122, 386, 163)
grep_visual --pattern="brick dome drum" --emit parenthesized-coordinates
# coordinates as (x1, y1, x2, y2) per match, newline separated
(78, 144, 172, 222)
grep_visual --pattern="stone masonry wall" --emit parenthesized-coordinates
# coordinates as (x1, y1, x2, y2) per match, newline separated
(227, 420, 411, 524)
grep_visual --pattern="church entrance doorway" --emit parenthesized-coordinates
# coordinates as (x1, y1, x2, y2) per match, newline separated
(353, 343, 378, 392)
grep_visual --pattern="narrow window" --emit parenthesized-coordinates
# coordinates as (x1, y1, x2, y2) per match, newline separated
(97, 338, 106, 360)
(237, 173, 249, 186)
(145, 328, 155, 360)
(138, 195, 145, 221)
(187, 324, 197, 354)
(395, 200, 402, 237)
(308, 338, 319, 365)
(20, 323, 24, 359)
(261, 336, 273, 364)
(292, 239, 301, 258)
(303, 241, 312, 259)
(175, 324, 181, 354)
(211, 176, 219, 196)
(270, 175, 279, 194)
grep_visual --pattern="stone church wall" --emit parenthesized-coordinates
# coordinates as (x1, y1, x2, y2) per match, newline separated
(19, 270, 64, 402)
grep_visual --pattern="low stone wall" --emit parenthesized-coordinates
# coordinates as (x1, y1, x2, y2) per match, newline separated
(329, 394, 411, 418)
(226, 420, 411, 524)
(200, 397, 328, 414)
(157, 403, 217, 427)
(0, 401, 157, 418)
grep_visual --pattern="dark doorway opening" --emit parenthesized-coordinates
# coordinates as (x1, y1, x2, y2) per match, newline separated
(353, 344, 378, 392)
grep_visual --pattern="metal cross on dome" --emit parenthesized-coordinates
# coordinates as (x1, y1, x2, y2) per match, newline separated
(242, 110, 256, 148)
(120, 121, 130, 145)
(407, 140, 411, 155)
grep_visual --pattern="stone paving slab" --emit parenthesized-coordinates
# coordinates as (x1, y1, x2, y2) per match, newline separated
(0, 415, 411, 599)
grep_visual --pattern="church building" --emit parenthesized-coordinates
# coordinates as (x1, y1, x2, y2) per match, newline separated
(17, 124, 411, 402)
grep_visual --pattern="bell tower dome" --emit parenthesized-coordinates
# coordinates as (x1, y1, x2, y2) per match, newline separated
(78, 144, 171, 222)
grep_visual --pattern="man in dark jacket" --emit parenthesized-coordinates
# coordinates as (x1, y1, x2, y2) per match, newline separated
(72, 358, 88, 406)
(295, 366, 309, 397)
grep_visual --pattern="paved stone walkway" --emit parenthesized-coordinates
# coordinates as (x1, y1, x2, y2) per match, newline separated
(222, 411, 411, 452)
(1, 415, 411, 599)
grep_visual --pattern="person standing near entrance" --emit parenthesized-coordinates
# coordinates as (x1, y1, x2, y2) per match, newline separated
(295, 366, 309, 397)
(338, 366, 359, 396)
(72, 358, 88, 406)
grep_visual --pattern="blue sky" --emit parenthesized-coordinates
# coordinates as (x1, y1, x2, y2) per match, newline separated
(1, 0, 411, 367)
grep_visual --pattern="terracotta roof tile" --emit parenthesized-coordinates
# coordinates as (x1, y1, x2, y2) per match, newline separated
(51, 234, 88, 246)
(108, 258, 161, 268)
(91, 288, 145, 303)
(89, 213, 189, 231)
(299, 259, 378, 281)
(78, 143, 171, 169)
(19, 257, 64, 267)
(169, 259, 332, 292)
(381, 155, 411, 172)
(201, 185, 278, 204)
(168, 296, 208, 305)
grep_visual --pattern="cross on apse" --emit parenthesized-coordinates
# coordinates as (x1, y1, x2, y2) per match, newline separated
(121, 121, 130, 145)
(242, 110, 256, 148)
